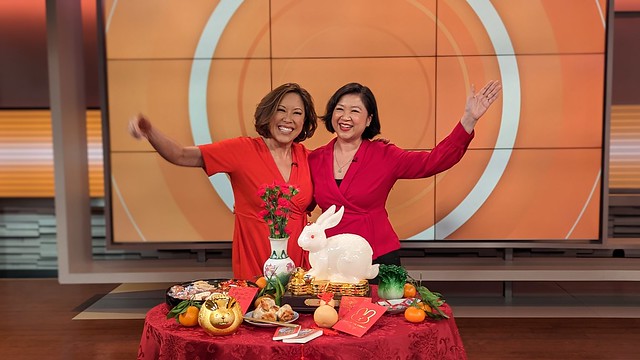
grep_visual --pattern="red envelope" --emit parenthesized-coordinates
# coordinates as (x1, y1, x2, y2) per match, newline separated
(332, 301, 387, 337)
(338, 296, 371, 319)
(227, 286, 259, 315)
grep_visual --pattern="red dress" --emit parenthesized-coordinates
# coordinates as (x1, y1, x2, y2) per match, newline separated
(199, 137, 312, 280)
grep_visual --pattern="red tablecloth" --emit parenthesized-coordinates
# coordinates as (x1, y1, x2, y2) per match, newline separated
(138, 301, 467, 360)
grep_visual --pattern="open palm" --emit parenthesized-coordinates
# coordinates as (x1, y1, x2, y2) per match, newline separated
(465, 80, 502, 121)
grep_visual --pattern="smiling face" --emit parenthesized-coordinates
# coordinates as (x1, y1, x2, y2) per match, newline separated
(268, 92, 305, 145)
(331, 93, 372, 143)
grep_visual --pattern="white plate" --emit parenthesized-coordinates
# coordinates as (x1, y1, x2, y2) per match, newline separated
(243, 310, 300, 327)
(377, 298, 420, 314)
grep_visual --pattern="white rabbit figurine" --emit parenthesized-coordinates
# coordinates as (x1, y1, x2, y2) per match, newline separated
(297, 205, 379, 284)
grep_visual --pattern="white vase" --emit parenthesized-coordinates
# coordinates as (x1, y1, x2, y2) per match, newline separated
(263, 237, 296, 286)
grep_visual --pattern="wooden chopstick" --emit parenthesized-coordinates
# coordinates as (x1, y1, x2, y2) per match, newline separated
(243, 317, 299, 327)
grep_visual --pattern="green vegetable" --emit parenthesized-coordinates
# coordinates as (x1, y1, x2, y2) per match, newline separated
(377, 264, 408, 300)
(257, 274, 286, 306)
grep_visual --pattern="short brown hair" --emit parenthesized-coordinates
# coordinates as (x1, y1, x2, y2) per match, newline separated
(254, 83, 317, 142)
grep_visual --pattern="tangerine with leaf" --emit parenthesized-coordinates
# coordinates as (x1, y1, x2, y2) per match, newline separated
(167, 299, 201, 327)
(404, 306, 426, 323)
(178, 305, 200, 327)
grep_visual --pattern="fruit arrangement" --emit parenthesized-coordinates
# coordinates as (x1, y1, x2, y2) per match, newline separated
(411, 281, 448, 320)
(377, 264, 449, 323)
(402, 281, 449, 322)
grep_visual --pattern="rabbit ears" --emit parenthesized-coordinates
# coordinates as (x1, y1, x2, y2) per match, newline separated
(315, 205, 345, 230)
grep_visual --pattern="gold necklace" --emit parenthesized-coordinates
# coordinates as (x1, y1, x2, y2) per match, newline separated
(334, 151, 353, 174)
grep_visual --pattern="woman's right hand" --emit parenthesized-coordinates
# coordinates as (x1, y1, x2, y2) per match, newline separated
(128, 114, 152, 140)
(127, 113, 204, 167)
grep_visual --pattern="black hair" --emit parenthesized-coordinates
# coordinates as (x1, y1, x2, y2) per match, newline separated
(320, 82, 381, 139)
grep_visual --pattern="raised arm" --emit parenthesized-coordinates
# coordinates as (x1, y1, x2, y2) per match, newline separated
(460, 80, 502, 134)
(128, 114, 204, 167)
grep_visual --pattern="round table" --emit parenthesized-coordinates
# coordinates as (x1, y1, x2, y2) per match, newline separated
(138, 303, 467, 360)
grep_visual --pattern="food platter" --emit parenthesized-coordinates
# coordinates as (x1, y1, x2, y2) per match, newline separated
(376, 298, 419, 314)
(243, 310, 300, 327)
(165, 279, 257, 307)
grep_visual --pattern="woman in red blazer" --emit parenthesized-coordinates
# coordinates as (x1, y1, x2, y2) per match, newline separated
(308, 81, 501, 266)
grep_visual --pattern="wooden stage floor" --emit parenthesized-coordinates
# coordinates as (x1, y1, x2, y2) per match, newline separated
(1, 278, 639, 359)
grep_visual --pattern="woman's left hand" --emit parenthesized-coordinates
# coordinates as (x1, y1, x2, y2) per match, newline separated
(461, 80, 502, 133)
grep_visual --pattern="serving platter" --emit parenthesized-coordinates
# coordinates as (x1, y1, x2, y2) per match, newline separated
(376, 298, 419, 314)
(243, 310, 300, 327)
(165, 279, 257, 307)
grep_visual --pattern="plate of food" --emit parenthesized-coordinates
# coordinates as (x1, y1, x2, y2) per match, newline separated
(244, 310, 299, 327)
(376, 298, 419, 314)
(166, 279, 257, 307)
(244, 299, 299, 327)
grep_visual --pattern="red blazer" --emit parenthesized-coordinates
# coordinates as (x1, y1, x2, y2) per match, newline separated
(308, 122, 474, 259)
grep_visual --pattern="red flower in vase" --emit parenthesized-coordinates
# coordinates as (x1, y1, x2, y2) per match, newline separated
(258, 182, 299, 239)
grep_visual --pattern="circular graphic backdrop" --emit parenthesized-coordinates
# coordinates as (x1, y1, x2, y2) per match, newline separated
(188, 0, 520, 240)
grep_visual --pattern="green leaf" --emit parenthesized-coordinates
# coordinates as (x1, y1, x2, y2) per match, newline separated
(377, 264, 408, 284)
(166, 300, 189, 320)
(415, 284, 449, 319)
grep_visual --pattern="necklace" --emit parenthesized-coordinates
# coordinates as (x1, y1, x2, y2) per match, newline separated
(334, 151, 353, 174)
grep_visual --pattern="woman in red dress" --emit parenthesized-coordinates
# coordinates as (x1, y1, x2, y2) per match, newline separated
(129, 83, 317, 280)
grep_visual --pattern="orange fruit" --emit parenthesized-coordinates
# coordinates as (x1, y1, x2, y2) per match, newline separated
(255, 276, 268, 289)
(420, 303, 432, 313)
(178, 305, 200, 327)
(403, 283, 417, 298)
(404, 306, 426, 323)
